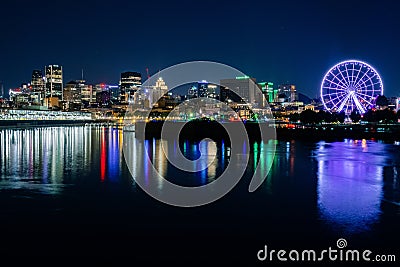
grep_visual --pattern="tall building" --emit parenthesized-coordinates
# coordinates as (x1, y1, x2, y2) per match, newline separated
(187, 81, 218, 99)
(278, 84, 297, 102)
(151, 77, 168, 106)
(80, 83, 93, 105)
(258, 82, 275, 103)
(0, 81, 4, 98)
(45, 65, 63, 99)
(119, 71, 141, 103)
(63, 80, 89, 110)
(108, 85, 119, 102)
(31, 70, 45, 91)
(395, 97, 400, 112)
(31, 70, 45, 104)
(188, 85, 198, 99)
(93, 83, 106, 100)
(220, 76, 263, 107)
(96, 90, 111, 107)
(198, 80, 217, 98)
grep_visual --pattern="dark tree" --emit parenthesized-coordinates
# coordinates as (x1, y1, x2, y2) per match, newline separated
(336, 111, 346, 123)
(300, 109, 319, 124)
(375, 95, 389, 108)
(318, 110, 330, 123)
(350, 110, 361, 123)
(289, 113, 300, 122)
(376, 108, 397, 123)
(362, 109, 377, 122)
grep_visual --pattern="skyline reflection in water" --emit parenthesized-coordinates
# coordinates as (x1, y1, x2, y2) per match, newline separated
(0, 126, 126, 194)
(0, 126, 399, 237)
(123, 136, 223, 189)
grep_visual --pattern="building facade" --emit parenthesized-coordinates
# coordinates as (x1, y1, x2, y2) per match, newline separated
(31, 70, 45, 104)
(220, 76, 263, 107)
(119, 71, 141, 103)
(258, 82, 276, 103)
(45, 65, 63, 100)
(151, 77, 169, 106)
(278, 84, 297, 102)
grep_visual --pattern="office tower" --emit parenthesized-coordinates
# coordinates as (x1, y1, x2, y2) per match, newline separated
(31, 70, 45, 91)
(258, 82, 276, 103)
(188, 85, 198, 99)
(119, 71, 141, 103)
(45, 65, 63, 99)
(80, 83, 93, 105)
(187, 81, 218, 100)
(108, 85, 119, 102)
(31, 70, 45, 104)
(96, 90, 111, 107)
(198, 80, 217, 98)
(278, 84, 297, 102)
(63, 80, 88, 110)
(220, 76, 263, 107)
(151, 77, 168, 106)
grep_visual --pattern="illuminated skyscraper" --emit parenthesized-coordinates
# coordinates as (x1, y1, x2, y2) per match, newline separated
(258, 82, 276, 103)
(198, 80, 217, 99)
(63, 80, 90, 110)
(187, 81, 218, 99)
(188, 85, 197, 99)
(119, 71, 141, 103)
(45, 65, 63, 99)
(278, 84, 297, 102)
(96, 90, 111, 108)
(31, 70, 45, 104)
(80, 83, 93, 105)
(151, 77, 168, 105)
(31, 70, 44, 91)
(220, 76, 263, 107)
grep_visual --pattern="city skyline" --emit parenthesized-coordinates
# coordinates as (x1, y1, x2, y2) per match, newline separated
(1, 60, 395, 102)
(1, 0, 400, 98)
(1, 1, 400, 265)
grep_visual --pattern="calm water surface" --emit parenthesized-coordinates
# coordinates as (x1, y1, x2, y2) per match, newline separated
(0, 126, 399, 264)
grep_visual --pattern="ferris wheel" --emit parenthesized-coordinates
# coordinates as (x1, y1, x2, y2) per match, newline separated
(320, 60, 383, 114)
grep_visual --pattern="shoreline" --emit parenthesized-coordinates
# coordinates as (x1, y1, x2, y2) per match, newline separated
(1, 120, 400, 142)
(135, 121, 400, 142)
(0, 119, 98, 129)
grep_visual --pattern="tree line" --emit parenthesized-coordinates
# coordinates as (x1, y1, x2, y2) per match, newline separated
(288, 108, 399, 124)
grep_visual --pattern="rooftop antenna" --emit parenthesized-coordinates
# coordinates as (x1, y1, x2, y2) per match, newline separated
(81, 68, 84, 81)
(146, 67, 150, 80)
(0, 81, 3, 98)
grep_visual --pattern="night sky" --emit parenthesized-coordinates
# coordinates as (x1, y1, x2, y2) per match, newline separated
(1, 0, 399, 98)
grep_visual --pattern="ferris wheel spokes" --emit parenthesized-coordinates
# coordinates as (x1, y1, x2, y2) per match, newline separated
(321, 60, 383, 115)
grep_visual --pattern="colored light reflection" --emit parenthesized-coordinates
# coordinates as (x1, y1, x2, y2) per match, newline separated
(143, 139, 150, 185)
(100, 128, 106, 182)
(316, 140, 384, 233)
(0, 127, 90, 195)
(221, 140, 225, 171)
(253, 142, 259, 170)
(107, 128, 120, 182)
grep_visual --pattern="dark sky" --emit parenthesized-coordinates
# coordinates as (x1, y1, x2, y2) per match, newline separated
(1, 0, 399, 98)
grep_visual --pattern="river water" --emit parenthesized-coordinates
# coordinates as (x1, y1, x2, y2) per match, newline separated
(0, 125, 399, 264)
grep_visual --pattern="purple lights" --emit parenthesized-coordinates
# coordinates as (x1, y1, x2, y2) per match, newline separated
(321, 60, 384, 114)
(316, 140, 385, 233)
